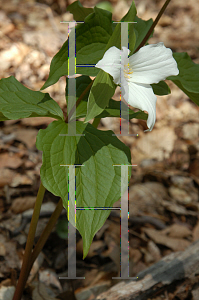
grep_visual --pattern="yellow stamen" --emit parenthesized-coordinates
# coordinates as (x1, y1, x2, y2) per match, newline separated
(123, 62, 133, 79)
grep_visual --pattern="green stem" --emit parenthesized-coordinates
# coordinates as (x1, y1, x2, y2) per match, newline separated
(13, 182, 46, 300)
(65, 79, 94, 123)
(12, 198, 63, 299)
(92, 117, 101, 128)
(135, 0, 172, 52)
(30, 198, 63, 267)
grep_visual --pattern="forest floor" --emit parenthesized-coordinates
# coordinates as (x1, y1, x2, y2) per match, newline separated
(0, 0, 199, 299)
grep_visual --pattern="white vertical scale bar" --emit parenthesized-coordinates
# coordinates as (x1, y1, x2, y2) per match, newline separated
(67, 23, 76, 136)
(112, 165, 137, 280)
(68, 165, 76, 278)
(113, 21, 138, 137)
(59, 165, 85, 280)
(120, 22, 130, 136)
(120, 164, 129, 277)
(59, 21, 84, 137)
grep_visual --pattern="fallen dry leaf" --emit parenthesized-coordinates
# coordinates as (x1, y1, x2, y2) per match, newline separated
(0, 153, 23, 169)
(147, 240, 161, 262)
(169, 186, 192, 204)
(193, 221, 199, 241)
(39, 269, 62, 292)
(0, 243, 6, 256)
(0, 168, 16, 187)
(129, 182, 167, 216)
(161, 224, 192, 239)
(143, 228, 191, 251)
(0, 234, 20, 275)
(31, 281, 60, 300)
(28, 253, 45, 283)
(131, 127, 177, 163)
(0, 286, 15, 300)
(15, 128, 38, 149)
(10, 173, 33, 187)
(21, 117, 55, 127)
(10, 196, 36, 214)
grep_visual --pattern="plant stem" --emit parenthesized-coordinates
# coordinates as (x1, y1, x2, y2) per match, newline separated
(65, 79, 94, 123)
(92, 117, 101, 128)
(135, 0, 172, 52)
(30, 198, 63, 267)
(13, 199, 63, 300)
(13, 182, 46, 300)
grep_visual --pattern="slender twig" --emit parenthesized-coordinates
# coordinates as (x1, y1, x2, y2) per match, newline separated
(13, 182, 46, 300)
(65, 79, 94, 123)
(30, 198, 63, 267)
(135, 0, 172, 52)
(92, 117, 101, 128)
(13, 199, 63, 300)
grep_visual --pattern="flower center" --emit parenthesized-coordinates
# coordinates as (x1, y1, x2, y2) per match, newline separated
(123, 62, 133, 80)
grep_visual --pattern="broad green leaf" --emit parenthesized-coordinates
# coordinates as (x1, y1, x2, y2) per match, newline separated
(151, 81, 171, 96)
(41, 7, 113, 90)
(0, 112, 9, 121)
(36, 120, 131, 258)
(66, 75, 92, 104)
(97, 99, 148, 120)
(0, 76, 63, 121)
(170, 81, 199, 106)
(133, 16, 153, 53)
(75, 101, 88, 119)
(167, 52, 199, 106)
(65, 75, 92, 119)
(105, 1, 136, 52)
(96, 1, 113, 13)
(67, 0, 93, 21)
(71, 98, 148, 121)
(85, 71, 116, 122)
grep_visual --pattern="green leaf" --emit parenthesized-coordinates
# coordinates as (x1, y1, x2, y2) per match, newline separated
(133, 16, 153, 52)
(0, 112, 9, 121)
(41, 7, 113, 90)
(67, 0, 93, 21)
(68, 90, 148, 121)
(70, 97, 148, 121)
(36, 120, 131, 258)
(151, 81, 171, 96)
(98, 99, 148, 120)
(0, 76, 64, 121)
(167, 52, 199, 106)
(75, 101, 88, 119)
(66, 75, 92, 104)
(85, 71, 116, 122)
(96, 1, 113, 13)
(105, 1, 136, 52)
(66, 75, 92, 119)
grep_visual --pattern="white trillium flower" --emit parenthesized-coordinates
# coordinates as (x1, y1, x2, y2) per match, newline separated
(95, 42, 179, 131)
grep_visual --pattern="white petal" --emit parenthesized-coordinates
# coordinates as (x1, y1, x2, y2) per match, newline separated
(121, 82, 157, 132)
(121, 46, 130, 63)
(95, 46, 129, 85)
(128, 43, 179, 84)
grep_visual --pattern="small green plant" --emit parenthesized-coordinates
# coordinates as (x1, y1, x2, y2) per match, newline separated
(2, 1, 197, 299)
